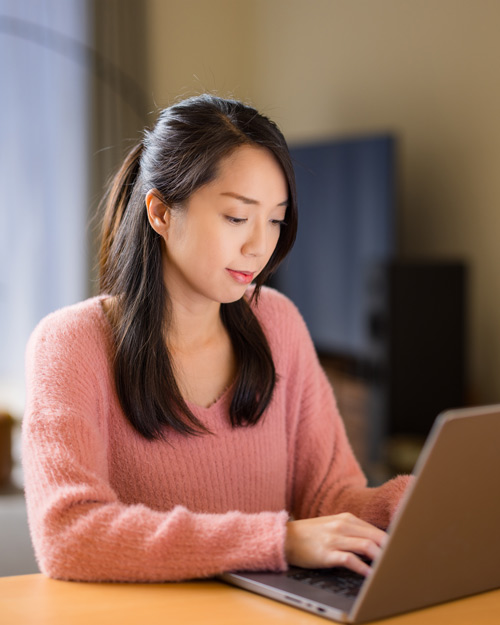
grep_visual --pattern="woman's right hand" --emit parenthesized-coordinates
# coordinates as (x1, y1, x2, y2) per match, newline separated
(284, 512, 388, 577)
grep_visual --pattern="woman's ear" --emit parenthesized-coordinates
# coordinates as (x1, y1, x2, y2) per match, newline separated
(145, 189, 170, 237)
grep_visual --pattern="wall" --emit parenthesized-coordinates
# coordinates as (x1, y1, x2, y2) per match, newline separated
(145, 0, 500, 405)
(146, 0, 256, 106)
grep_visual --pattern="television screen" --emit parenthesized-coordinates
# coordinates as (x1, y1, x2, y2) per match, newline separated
(272, 135, 396, 363)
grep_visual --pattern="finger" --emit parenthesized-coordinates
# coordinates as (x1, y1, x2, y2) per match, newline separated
(346, 523, 387, 549)
(334, 513, 387, 537)
(325, 514, 388, 548)
(330, 535, 384, 563)
(324, 550, 373, 577)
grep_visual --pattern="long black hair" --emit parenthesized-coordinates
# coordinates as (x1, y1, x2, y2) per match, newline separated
(99, 95, 298, 439)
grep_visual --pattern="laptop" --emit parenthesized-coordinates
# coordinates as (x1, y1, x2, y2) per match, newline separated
(220, 404, 500, 622)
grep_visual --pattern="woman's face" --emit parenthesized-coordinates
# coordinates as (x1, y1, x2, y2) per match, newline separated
(158, 144, 288, 310)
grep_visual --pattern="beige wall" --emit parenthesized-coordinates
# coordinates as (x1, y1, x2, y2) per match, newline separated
(146, 0, 500, 404)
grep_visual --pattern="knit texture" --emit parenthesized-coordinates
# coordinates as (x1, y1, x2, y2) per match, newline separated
(22, 287, 409, 582)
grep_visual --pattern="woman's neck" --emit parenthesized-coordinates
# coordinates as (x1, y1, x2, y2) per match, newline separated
(166, 297, 225, 354)
(166, 299, 236, 408)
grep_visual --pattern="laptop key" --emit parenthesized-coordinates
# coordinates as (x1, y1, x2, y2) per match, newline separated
(286, 567, 365, 598)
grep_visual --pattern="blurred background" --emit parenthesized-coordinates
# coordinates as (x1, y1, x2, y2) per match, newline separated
(1, 0, 499, 575)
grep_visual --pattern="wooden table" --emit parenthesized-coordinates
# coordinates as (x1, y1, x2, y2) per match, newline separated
(0, 574, 499, 624)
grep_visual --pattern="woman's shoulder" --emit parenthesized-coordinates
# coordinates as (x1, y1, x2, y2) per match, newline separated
(248, 285, 300, 319)
(27, 296, 110, 357)
(248, 286, 310, 344)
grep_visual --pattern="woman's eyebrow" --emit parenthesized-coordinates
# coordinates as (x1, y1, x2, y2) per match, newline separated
(220, 191, 288, 207)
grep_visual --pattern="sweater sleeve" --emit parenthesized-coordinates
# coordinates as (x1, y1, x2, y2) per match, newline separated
(22, 308, 287, 582)
(278, 297, 410, 529)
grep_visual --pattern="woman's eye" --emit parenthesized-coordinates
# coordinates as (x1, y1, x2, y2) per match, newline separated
(225, 216, 247, 225)
(270, 219, 287, 227)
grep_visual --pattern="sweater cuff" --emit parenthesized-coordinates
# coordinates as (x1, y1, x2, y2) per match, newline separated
(236, 509, 289, 573)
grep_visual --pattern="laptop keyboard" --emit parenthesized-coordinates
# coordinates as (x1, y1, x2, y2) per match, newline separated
(286, 567, 365, 598)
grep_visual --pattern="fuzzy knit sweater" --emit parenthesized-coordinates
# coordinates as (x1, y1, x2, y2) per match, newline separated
(22, 287, 409, 582)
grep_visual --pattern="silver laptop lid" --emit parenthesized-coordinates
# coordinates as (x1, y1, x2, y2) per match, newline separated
(352, 404, 500, 622)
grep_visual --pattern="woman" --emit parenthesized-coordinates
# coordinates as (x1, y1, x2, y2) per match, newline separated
(23, 94, 409, 582)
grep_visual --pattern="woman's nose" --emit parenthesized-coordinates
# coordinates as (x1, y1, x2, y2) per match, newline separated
(241, 222, 267, 257)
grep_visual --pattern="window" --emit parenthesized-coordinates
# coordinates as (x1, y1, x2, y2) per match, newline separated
(0, 2, 89, 416)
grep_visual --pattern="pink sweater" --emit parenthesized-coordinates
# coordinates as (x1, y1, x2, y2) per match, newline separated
(23, 287, 409, 582)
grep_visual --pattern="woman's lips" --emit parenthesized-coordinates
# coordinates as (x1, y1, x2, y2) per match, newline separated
(226, 269, 255, 285)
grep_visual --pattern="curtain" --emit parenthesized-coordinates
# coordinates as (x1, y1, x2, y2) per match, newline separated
(0, 0, 89, 415)
(0, 0, 149, 417)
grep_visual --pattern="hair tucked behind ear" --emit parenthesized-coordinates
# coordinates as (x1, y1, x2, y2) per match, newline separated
(99, 95, 298, 440)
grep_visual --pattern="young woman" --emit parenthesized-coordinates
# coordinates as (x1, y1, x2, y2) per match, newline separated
(22, 94, 409, 583)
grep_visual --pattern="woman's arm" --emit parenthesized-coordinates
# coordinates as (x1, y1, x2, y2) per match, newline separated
(289, 360, 409, 528)
(22, 307, 288, 582)
(283, 308, 409, 528)
(269, 293, 410, 573)
(23, 413, 288, 582)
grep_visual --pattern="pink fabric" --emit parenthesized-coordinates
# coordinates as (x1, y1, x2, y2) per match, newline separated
(22, 287, 409, 582)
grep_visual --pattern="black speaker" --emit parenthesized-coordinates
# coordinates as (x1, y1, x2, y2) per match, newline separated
(367, 261, 467, 440)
